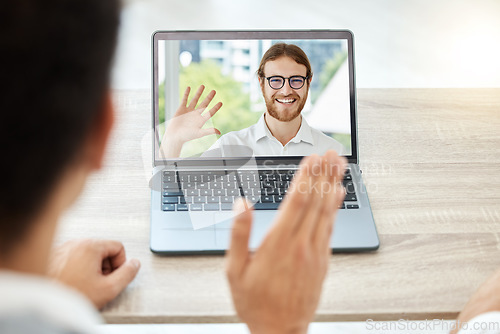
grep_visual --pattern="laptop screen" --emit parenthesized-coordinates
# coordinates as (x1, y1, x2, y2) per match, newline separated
(153, 31, 357, 164)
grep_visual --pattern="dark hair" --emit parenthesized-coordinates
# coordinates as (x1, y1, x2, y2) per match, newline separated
(257, 43, 313, 79)
(0, 0, 120, 255)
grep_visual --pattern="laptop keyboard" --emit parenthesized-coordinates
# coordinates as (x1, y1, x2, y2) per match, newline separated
(161, 169, 358, 212)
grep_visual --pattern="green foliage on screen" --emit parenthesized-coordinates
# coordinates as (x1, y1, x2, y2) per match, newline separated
(311, 51, 348, 104)
(179, 60, 261, 136)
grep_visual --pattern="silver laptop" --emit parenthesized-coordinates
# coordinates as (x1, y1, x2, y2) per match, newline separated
(150, 30, 379, 254)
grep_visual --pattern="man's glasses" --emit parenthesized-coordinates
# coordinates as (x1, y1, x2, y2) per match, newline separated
(264, 75, 309, 90)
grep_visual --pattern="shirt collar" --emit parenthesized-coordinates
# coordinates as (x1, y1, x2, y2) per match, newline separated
(255, 113, 314, 145)
(254, 113, 272, 141)
(291, 116, 314, 145)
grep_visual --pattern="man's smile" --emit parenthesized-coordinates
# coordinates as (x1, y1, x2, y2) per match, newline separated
(275, 98, 297, 104)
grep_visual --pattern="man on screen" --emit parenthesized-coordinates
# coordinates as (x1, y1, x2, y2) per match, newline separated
(160, 43, 347, 158)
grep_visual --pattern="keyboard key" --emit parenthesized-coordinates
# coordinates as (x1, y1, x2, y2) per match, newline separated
(226, 174, 239, 182)
(162, 171, 176, 181)
(344, 181, 356, 194)
(267, 174, 278, 181)
(190, 203, 203, 211)
(163, 190, 183, 197)
(190, 175, 201, 182)
(162, 197, 179, 204)
(276, 181, 288, 188)
(200, 189, 211, 196)
(193, 196, 206, 203)
(347, 204, 359, 209)
(197, 183, 208, 189)
(242, 188, 253, 196)
(221, 196, 234, 203)
(185, 189, 198, 196)
(261, 196, 273, 203)
(228, 189, 241, 196)
(240, 174, 255, 182)
(221, 203, 233, 211)
(223, 182, 238, 189)
(266, 188, 280, 196)
(179, 197, 191, 204)
(163, 175, 176, 183)
(246, 195, 260, 203)
(254, 202, 280, 210)
(262, 181, 275, 188)
(177, 204, 189, 211)
(274, 195, 284, 202)
(339, 203, 346, 209)
(207, 196, 220, 203)
(254, 188, 266, 195)
(249, 181, 260, 188)
(345, 194, 357, 201)
(178, 174, 190, 182)
(344, 174, 352, 181)
(162, 204, 176, 211)
(163, 182, 180, 190)
(204, 203, 220, 211)
(209, 182, 223, 189)
(214, 189, 225, 196)
(181, 182, 196, 189)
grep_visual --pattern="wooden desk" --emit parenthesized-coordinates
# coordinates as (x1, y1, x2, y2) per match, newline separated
(56, 89, 500, 323)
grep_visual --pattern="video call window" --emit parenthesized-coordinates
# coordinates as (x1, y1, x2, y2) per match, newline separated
(157, 39, 352, 158)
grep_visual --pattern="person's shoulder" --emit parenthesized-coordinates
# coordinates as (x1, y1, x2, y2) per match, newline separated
(309, 128, 346, 152)
(0, 271, 102, 333)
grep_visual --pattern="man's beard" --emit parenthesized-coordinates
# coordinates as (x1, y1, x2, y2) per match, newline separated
(265, 91, 307, 122)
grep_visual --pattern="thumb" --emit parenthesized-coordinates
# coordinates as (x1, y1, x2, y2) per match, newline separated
(105, 258, 140, 299)
(226, 199, 253, 281)
(198, 128, 221, 137)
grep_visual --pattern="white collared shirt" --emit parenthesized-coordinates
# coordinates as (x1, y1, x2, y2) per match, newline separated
(207, 114, 346, 157)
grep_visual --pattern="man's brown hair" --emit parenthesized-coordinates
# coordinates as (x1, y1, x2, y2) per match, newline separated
(257, 43, 313, 79)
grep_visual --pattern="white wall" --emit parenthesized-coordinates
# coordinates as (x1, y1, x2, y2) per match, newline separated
(113, 0, 500, 89)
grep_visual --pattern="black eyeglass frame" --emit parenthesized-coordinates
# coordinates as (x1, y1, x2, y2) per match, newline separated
(264, 75, 309, 90)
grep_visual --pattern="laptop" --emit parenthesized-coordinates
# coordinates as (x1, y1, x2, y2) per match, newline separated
(150, 30, 379, 254)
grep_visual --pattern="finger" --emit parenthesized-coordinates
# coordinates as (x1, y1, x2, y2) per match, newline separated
(316, 152, 347, 251)
(197, 128, 221, 138)
(96, 240, 126, 270)
(105, 258, 141, 299)
(187, 85, 205, 110)
(102, 257, 112, 275)
(180, 86, 191, 107)
(271, 155, 318, 238)
(296, 154, 328, 240)
(317, 182, 344, 253)
(202, 102, 223, 120)
(226, 199, 253, 281)
(198, 89, 216, 110)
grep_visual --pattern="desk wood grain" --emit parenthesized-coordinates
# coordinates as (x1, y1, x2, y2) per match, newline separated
(55, 89, 500, 323)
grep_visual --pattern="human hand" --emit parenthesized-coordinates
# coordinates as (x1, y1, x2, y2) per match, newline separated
(48, 239, 140, 309)
(451, 268, 500, 334)
(160, 85, 223, 158)
(226, 151, 347, 334)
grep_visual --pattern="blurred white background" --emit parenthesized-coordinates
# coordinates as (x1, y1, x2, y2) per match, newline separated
(113, 0, 500, 89)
